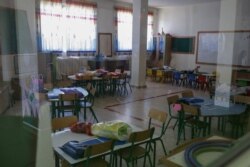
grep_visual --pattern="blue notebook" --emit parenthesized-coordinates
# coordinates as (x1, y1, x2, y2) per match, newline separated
(60, 138, 128, 159)
(60, 139, 102, 159)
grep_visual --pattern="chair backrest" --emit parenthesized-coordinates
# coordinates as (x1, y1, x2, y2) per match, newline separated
(83, 140, 113, 167)
(129, 127, 155, 143)
(187, 73, 196, 81)
(58, 93, 80, 117)
(148, 108, 168, 124)
(79, 75, 93, 81)
(61, 73, 68, 80)
(146, 68, 152, 76)
(166, 95, 179, 116)
(234, 95, 250, 105)
(56, 80, 72, 87)
(119, 73, 127, 79)
(148, 108, 168, 137)
(181, 90, 194, 98)
(84, 140, 113, 157)
(173, 71, 181, 79)
(181, 103, 199, 116)
(197, 75, 206, 82)
(86, 82, 92, 91)
(59, 93, 78, 101)
(86, 87, 96, 106)
(51, 116, 77, 132)
(127, 127, 155, 159)
(156, 70, 163, 77)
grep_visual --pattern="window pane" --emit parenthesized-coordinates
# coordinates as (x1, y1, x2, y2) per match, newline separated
(39, 1, 97, 52)
(116, 10, 154, 51)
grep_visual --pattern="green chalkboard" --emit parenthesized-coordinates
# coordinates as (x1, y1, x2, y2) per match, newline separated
(171, 37, 195, 54)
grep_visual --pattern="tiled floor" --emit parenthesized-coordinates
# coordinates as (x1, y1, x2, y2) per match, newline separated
(5, 79, 228, 166)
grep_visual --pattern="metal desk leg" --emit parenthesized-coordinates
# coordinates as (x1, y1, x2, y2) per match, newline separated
(54, 151, 60, 167)
(84, 97, 87, 121)
(154, 141, 156, 167)
(51, 101, 56, 118)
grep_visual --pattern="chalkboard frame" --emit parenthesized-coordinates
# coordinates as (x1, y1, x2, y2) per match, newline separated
(196, 30, 250, 68)
(171, 36, 195, 54)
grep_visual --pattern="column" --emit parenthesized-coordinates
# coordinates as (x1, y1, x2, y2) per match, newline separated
(130, 0, 148, 88)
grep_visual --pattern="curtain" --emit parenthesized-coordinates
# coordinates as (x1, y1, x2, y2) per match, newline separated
(116, 9, 133, 51)
(39, 1, 97, 52)
(40, 1, 64, 51)
(66, 2, 97, 51)
(116, 8, 154, 51)
(147, 14, 154, 51)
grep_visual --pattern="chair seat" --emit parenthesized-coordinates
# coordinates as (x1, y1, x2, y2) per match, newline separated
(118, 146, 147, 159)
(83, 158, 109, 167)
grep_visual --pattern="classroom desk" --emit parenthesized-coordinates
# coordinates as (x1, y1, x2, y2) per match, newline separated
(179, 97, 246, 116)
(178, 97, 247, 134)
(68, 72, 126, 96)
(52, 125, 159, 167)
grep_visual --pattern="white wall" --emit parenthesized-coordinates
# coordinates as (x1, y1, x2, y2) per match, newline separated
(96, 0, 114, 34)
(158, 0, 250, 74)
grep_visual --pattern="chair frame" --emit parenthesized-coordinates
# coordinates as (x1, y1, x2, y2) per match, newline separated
(225, 95, 250, 138)
(58, 93, 80, 118)
(80, 87, 99, 123)
(82, 140, 114, 167)
(166, 95, 180, 130)
(116, 127, 155, 167)
(177, 103, 208, 145)
(148, 108, 168, 155)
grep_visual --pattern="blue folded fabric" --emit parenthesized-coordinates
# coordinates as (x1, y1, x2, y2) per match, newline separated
(60, 88, 84, 98)
(98, 137, 127, 145)
(60, 139, 102, 159)
(180, 98, 204, 104)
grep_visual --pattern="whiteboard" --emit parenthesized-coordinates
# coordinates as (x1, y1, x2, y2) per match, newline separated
(196, 31, 250, 67)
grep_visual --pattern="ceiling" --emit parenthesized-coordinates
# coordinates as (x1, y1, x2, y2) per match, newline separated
(115, 0, 221, 8)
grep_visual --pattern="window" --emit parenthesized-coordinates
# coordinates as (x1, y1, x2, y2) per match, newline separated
(115, 8, 154, 51)
(38, 1, 97, 52)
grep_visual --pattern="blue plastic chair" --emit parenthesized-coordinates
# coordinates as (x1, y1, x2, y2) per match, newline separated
(172, 71, 184, 86)
(186, 73, 197, 88)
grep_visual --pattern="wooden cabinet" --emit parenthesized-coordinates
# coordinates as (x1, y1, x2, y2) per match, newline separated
(232, 70, 250, 86)
(148, 34, 172, 67)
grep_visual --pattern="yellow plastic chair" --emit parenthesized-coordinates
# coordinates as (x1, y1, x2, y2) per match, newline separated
(146, 68, 153, 77)
(156, 70, 164, 82)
